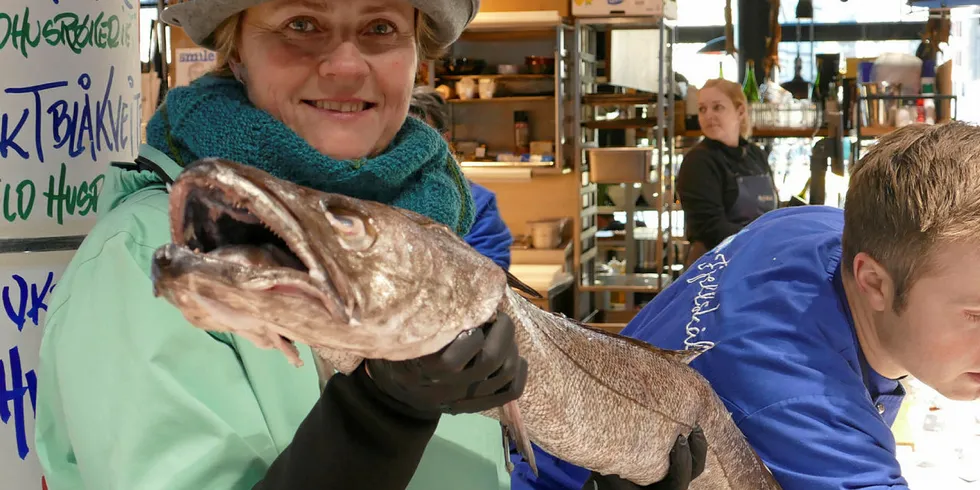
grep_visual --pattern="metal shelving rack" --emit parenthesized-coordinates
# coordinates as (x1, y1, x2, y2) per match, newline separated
(571, 15, 677, 322)
(441, 12, 575, 175)
(852, 90, 958, 161)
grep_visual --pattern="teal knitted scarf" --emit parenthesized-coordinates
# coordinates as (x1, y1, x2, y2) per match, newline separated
(145, 75, 474, 236)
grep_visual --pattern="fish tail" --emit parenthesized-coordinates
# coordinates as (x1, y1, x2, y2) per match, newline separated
(501, 400, 538, 477)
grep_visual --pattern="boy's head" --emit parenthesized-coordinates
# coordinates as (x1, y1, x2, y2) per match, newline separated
(843, 121, 980, 400)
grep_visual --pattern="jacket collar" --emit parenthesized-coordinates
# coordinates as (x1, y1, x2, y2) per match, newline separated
(703, 136, 750, 159)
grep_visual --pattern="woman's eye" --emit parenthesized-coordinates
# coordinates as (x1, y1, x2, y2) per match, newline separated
(287, 19, 316, 32)
(366, 21, 396, 36)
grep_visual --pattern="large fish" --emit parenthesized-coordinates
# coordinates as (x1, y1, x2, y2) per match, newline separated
(150, 158, 782, 489)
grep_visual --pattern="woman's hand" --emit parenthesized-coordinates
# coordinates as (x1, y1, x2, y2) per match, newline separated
(365, 312, 529, 418)
(581, 427, 708, 490)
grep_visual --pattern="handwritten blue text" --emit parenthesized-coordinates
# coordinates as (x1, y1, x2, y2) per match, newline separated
(3, 272, 55, 333)
(0, 346, 38, 460)
(1, 65, 141, 164)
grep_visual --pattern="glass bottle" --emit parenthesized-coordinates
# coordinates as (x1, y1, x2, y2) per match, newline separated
(742, 60, 761, 103)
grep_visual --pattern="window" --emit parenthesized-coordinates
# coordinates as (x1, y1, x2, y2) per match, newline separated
(805, 0, 928, 23)
(139, 7, 172, 64)
(677, 0, 738, 27)
(946, 7, 980, 123)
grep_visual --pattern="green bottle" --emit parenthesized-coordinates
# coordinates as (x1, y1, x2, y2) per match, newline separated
(742, 60, 761, 102)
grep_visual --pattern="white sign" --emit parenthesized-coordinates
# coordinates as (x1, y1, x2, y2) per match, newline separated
(0, 250, 75, 490)
(175, 48, 217, 87)
(0, 0, 143, 240)
(609, 28, 663, 94)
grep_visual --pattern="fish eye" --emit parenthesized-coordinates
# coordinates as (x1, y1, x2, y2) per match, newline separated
(319, 200, 375, 251)
(334, 214, 356, 228)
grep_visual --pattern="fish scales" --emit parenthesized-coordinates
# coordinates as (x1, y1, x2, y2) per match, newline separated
(478, 288, 780, 488)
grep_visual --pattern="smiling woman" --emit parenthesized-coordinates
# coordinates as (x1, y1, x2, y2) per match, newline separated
(205, 0, 442, 159)
(677, 78, 778, 266)
(31, 0, 536, 490)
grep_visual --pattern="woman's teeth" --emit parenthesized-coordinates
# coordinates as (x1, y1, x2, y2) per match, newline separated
(313, 101, 367, 112)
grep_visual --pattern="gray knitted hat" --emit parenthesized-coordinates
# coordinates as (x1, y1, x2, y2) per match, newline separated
(161, 0, 479, 51)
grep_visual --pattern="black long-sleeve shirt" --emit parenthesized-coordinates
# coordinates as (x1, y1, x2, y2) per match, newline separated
(253, 366, 439, 490)
(676, 137, 773, 250)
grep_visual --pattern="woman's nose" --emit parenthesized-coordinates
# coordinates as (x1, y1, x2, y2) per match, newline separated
(318, 41, 370, 81)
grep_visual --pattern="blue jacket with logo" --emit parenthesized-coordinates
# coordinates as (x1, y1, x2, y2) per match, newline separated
(511, 206, 909, 490)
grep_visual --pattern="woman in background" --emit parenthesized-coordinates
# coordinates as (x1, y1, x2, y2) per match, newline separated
(678, 78, 777, 266)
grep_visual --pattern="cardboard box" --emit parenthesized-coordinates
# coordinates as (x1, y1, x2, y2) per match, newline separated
(480, 0, 570, 16)
(571, 0, 677, 19)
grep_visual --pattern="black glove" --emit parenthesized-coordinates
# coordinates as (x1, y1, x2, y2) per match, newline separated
(365, 312, 529, 418)
(581, 427, 707, 490)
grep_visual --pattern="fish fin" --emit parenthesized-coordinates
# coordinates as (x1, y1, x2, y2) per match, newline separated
(506, 270, 543, 299)
(662, 343, 714, 364)
(312, 347, 363, 375)
(501, 426, 515, 474)
(501, 401, 537, 477)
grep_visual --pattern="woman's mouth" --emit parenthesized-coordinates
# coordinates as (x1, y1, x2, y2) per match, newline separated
(304, 100, 377, 114)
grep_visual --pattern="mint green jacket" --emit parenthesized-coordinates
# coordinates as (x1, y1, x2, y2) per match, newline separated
(34, 145, 511, 490)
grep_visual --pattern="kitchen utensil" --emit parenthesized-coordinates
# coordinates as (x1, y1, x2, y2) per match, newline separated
(525, 56, 555, 75)
(527, 218, 568, 249)
(478, 78, 496, 99)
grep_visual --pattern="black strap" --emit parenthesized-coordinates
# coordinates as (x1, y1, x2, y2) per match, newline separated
(110, 155, 175, 188)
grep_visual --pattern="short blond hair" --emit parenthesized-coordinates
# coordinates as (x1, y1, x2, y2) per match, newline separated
(208, 9, 446, 78)
(700, 78, 752, 140)
(842, 122, 980, 310)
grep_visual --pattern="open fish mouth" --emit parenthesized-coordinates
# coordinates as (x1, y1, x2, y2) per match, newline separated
(160, 159, 354, 324)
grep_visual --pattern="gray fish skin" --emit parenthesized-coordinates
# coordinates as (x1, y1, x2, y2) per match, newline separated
(150, 158, 782, 490)
(485, 288, 782, 488)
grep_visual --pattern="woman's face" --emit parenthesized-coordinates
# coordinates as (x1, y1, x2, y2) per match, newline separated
(697, 87, 743, 145)
(237, 0, 418, 160)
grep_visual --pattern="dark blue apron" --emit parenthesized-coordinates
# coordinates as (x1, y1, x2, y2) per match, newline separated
(728, 174, 779, 225)
(685, 173, 778, 267)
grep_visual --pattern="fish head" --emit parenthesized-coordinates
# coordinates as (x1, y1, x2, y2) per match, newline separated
(151, 158, 508, 367)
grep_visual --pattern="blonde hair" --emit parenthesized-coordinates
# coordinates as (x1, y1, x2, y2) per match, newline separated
(207, 9, 446, 78)
(842, 122, 980, 311)
(700, 78, 752, 140)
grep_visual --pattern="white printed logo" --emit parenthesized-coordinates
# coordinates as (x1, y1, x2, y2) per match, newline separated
(682, 252, 729, 350)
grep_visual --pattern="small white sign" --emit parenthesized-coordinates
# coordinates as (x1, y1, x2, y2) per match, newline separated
(174, 48, 218, 87)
